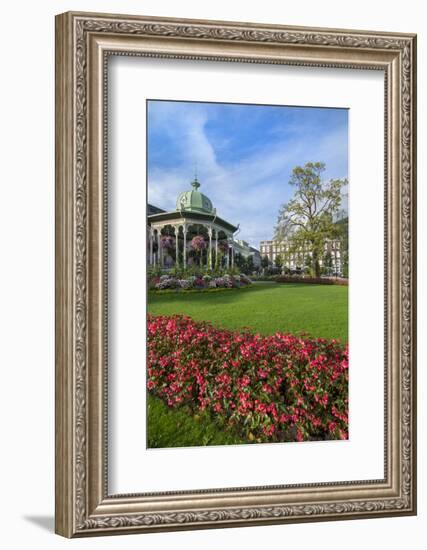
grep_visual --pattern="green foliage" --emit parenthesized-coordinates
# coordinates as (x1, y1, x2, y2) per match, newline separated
(246, 255, 255, 273)
(276, 276, 348, 286)
(234, 252, 246, 270)
(147, 265, 162, 278)
(275, 162, 347, 277)
(321, 251, 333, 275)
(262, 266, 281, 276)
(342, 251, 349, 278)
(274, 254, 284, 269)
(304, 253, 313, 277)
(261, 255, 270, 268)
(226, 265, 240, 276)
(250, 274, 278, 281)
(234, 253, 256, 275)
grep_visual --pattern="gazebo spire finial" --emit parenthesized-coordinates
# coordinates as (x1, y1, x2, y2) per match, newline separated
(191, 163, 200, 190)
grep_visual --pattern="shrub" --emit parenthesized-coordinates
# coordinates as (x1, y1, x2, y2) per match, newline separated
(275, 276, 348, 286)
(147, 315, 348, 443)
(147, 265, 162, 278)
(155, 277, 179, 290)
(178, 279, 193, 290)
(149, 273, 252, 291)
(251, 274, 277, 282)
(239, 273, 252, 285)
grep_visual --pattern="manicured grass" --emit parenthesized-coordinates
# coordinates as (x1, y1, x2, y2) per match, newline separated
(147, 394, 246, 448)
(148, 281, 348, 343)
(147, 282, 348, 448)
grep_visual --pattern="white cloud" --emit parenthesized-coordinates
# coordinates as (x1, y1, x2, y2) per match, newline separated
(148, 104, 348, 248)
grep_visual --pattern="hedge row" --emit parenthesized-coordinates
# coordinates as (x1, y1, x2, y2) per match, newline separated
(275, 276, 348, 286)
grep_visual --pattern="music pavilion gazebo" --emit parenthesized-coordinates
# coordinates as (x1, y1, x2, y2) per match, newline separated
(147, 177, 239, 270)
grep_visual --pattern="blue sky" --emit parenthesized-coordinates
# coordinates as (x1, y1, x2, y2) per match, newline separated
(147, 100, 348, 248)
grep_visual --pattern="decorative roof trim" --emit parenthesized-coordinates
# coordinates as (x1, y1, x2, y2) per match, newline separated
(148, 210, 238, 233)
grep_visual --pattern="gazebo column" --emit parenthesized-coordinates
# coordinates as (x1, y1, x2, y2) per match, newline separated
(183, 225, 187, 268)
(157, 229, 162, 268)
(226, 238, 230, 269)
(231, 241, 235, 268)
(155, 230, 158, 267)
(174, 226, 179, 268)
(208, 227, 213, 269)
(150, 228, 154, 265)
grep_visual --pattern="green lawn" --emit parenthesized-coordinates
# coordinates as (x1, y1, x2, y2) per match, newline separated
(147, 281, 348, 448)
(148, 281, 348, 343)
(147, 395, 246, 448)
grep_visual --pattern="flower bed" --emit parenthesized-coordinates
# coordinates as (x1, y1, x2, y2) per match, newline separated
(147, 315, 348, 443)
(150, 273, 252, 291)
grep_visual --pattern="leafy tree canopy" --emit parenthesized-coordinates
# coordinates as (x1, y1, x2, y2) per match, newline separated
(275, 162, 347, 276)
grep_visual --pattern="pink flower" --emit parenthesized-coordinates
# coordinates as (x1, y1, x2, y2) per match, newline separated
(160, 235, 174, 249)
(191, 235, 206, 251)
(146, 314, 348, 444)
(328, 421, 337, 433)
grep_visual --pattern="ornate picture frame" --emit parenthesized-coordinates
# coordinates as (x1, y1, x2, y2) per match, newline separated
(55, 11, 417, 537)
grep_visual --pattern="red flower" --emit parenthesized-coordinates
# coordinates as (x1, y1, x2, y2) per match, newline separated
(146, 314, 348, 443)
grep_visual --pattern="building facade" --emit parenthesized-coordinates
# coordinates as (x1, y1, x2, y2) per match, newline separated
(259, 238, 344, 275)
(233, 239, 261, 268)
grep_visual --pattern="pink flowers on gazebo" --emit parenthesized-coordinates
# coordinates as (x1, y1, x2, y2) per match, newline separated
(191, 235, 207, 251)
(160, 235, 174, 249)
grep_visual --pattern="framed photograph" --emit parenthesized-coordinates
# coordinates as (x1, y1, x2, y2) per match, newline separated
(55, 11, 417, 537)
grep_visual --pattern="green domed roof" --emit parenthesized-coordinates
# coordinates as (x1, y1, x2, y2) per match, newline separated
(176, 177, 214, 214)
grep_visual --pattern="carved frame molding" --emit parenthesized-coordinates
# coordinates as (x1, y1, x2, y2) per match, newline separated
(55, 11, 416, 537)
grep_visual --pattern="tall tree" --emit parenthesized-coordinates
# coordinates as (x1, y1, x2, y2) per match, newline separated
(322, 250, 333, 276)
(261, 255, 270, 269)
(246, 255, 255, 274)
(275, 162, 347, 277)
(274, 254, 284, 270)
(234, 252, 246, 271)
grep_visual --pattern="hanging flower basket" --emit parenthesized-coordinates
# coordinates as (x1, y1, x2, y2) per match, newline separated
(218, 240, 229, 253)
(160, 235, 174, 249)
(191, 235, 206, 251)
